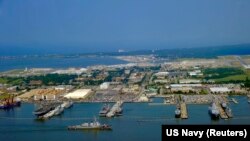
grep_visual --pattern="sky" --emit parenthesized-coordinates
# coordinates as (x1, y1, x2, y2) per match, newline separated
(0, 0, 250, 54)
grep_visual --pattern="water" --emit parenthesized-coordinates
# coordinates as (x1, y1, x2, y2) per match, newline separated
(0, 96, 250, 141)
(0, 56, 127, 72)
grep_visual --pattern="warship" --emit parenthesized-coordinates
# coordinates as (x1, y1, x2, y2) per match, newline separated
(99, 104, 110, 117)
(208, 102, 220, 120)
(67, 118, 112, 130)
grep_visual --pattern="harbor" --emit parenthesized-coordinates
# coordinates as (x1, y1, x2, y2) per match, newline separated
(1, 96, 250, 141)
(33, 101, 73, 120)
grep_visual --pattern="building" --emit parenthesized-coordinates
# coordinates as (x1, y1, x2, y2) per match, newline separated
(179, 79, 201, 84)
(188, 70, 203, 76)
(154, 72, 169, 79)
(33, 89, 65, 101)
(210, 87, 231, 93)
(64, 89, 92, 99)
(100, 82, 110, 90)
(169, 84, 202, 88)
(54, 85, 74, 91)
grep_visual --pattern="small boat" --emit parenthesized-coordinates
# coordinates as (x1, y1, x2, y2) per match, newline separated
(67, 118, 112, 130)
(99, 104, 110, 117)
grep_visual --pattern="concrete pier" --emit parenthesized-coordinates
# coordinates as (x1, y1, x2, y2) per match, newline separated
(215, 102, 228, 119)
(231, 98, 238, 104)
(106, 101, 123, 117)
(180, 102, 188, 119)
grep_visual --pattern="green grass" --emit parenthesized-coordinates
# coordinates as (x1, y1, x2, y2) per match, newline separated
(214, 74, 248, 82)
(212, 70, 250, 82)
(0, 78, 8, 84)
(0, 93, 10, 100)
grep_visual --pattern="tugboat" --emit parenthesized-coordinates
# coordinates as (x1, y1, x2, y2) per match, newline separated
(99, 104, 110, 117)
(67, 118, 112, 130)
(208, 102, 220, 120)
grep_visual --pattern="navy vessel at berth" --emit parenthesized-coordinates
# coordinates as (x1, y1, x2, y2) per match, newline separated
(99, 104, 110, 117)
(175, 108, 181, 118)
(175, 104, 181, 118)
(53, 105, 64, 116)
(221, 102, 233, 118)
(208, 102, 220, 120)
(33, 102, 60, 117)
(0, 97, 21, 109)
(61, 101, 73, 109)
(67, 118, 112, 130)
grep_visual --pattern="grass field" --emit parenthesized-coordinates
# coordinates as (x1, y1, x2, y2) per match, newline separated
(213, 70, 250, 82)
(0, 93, 11, 100)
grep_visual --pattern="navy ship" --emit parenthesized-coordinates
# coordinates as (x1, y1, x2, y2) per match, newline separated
(33, 102, 60, 117)
(208, 102, 220, 120)
(68, 118, 112, 130)
(175, 108, 181, 118)
(221, 102, 233, 118)
(0, 97, 21, 109)
(99, 104, 110, 117)
(175, 104, 181, 118)
(61, 101, 73, 109)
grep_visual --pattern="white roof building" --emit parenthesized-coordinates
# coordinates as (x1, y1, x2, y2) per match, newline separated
(169, 84, 202, 88)
(64, 89, 92, 99)
(210, 87, 231, 93)
(100, 82, 110, 90)
(154, 72, 169, 76)
(179, 79, 201, 84)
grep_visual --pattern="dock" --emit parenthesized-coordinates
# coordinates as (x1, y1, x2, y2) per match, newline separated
(180, 102, 188, 119)
(215, 102, 228, 119)
(106, 101, 123, 117)
(231, 98, 238, 104)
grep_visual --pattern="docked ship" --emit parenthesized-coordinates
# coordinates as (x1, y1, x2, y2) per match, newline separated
(175, 107, 181, 118)
(33, 102, 59, 117)
(221, 102, 233, 118)
(53, 105, 64, 116)
(0, 97, 21, 109)
(99, 104, 110, 117)
(208, 102, 220, 120)
(67, 118, 112, 130)
(61, 101, 73, 109)
(115, 107, 123, 115)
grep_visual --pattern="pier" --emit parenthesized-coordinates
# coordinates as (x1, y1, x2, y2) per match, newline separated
(215, 102, 228, 119)
(180, 102, 188, 119)
(106, 101, 123, 117)
(231, 98, 238, 104)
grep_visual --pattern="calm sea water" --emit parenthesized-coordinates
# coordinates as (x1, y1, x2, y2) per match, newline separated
(0, 56, 127, 72)
(0, 96, 250, 141)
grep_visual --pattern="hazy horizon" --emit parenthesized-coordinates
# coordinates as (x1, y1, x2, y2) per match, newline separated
(0, 0, 250, 55)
